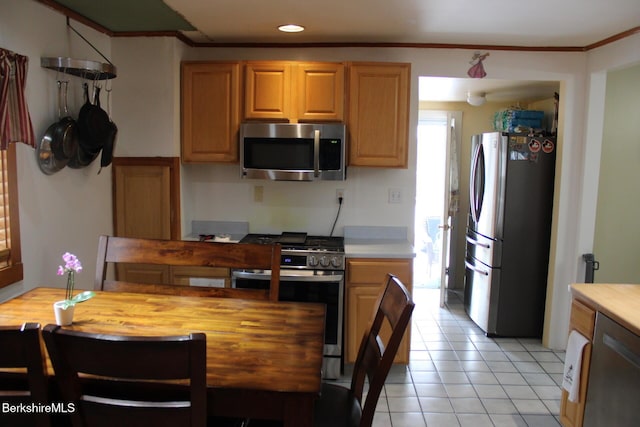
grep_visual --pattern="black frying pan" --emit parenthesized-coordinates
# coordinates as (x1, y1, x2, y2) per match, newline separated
(99, 87, 117, 169)
(71, 83, 109, 169)
(77, 82, 105, 156)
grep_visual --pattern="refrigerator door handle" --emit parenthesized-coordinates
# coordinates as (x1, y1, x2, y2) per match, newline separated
(465, 259, 489, 276)
(466, 234, 490, 249)
(469, 142, 485, 224)
(469, 144, 480, 223)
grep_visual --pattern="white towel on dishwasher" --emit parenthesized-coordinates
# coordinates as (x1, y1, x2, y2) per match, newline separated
(562, 330, 590, 402)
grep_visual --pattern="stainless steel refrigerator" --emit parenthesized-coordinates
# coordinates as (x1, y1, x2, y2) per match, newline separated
(464, 132, 556, 337)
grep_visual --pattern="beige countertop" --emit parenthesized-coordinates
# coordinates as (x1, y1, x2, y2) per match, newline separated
(345, 238, 415, 259)
(344, 225, 415, 259)
(570, 283, 640, 336)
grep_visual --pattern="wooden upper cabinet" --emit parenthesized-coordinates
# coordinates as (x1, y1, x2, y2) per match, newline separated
(296, 62, 344, 122)
(244, 61, 345, 122)
(244, 61, 292, 120)
(181, 61, 241, 163)
(347, 62, 410, 168)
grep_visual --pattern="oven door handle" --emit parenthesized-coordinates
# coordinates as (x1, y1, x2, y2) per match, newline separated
(232, 271, 344, 283)
(281, 273, 344, 283)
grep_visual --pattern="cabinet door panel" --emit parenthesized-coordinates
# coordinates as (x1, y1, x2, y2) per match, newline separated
(347, 258, 413, 284)
(114, 165, 172, 240)
(245, 62, 291, 120)
(345, 258, 413, 364)
(112, 158, 180, 285)
(570, 299, 596, 338)
(296, 62, 344, 121)
(182, 62, 240, 162)
(348, 63, 410, 167)
(346, 285, 410, 364)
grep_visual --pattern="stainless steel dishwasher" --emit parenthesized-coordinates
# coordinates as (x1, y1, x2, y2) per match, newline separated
(583, 312, 640, 426)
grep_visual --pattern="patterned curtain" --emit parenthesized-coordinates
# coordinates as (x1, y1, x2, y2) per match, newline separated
(0, 48, 36, 149)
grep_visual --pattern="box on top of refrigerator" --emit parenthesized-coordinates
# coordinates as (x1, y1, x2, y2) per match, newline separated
(493, 109, 545, 132)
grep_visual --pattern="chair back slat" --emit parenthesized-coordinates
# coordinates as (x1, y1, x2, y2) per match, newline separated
(42, 324, 206, 427)
(350, 274, 414, 427)
(0, 323, 50, 427)
(94, 235, 281, 301)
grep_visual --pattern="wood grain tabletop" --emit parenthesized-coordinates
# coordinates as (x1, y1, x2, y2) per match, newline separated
(0, 287, 326, 394)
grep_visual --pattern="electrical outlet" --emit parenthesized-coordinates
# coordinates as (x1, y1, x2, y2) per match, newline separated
(254, 185, 264, 203)
(336, 189, 345, 203)
(388, 188, 402, 204)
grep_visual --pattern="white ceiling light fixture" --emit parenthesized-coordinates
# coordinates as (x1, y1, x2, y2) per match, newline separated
(467, 91, 487, 106)
(278, 24, 305, 33)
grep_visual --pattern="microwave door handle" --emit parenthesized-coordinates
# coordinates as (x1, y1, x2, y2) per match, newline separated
(314, 130, 320, 177)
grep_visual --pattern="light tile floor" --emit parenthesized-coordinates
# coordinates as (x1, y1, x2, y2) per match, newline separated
(334, 288, 566, 427)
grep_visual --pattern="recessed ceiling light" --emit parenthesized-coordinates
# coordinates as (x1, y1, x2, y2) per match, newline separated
(278, 24, 305, 33)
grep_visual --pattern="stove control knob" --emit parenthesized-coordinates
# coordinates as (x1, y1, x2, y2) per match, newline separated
(308, 255, 319, 267)
(331, 257, 343, 268)
(319, 256, 331, 267)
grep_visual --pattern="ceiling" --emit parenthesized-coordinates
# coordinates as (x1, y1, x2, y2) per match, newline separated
(47, 0, 639, 47)
(43, 0, 638, 102)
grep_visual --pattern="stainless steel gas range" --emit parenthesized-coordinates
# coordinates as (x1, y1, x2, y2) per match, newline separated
(232, 232, 345, 380)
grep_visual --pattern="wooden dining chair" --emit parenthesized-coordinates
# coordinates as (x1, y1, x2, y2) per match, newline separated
(94, 235, 281, 301)
(42, 324, 207, 427)
(0, 323, 50, 427)
(315, 273, 415, 427)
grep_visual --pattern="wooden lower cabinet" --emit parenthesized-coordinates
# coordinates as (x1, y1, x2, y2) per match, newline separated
(559, 299, 596, 427)
(345, 258, 413, 364)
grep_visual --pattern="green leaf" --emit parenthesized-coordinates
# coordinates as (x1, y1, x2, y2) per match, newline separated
(70, 291, 95, 303)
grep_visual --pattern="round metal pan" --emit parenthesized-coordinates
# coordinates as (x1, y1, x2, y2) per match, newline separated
(37, 81, 77, 175)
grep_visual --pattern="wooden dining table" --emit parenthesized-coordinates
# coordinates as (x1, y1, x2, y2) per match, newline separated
(0, 287, 326, 426)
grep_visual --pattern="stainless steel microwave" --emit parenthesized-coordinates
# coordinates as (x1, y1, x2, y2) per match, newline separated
(240, 122, 346, 181)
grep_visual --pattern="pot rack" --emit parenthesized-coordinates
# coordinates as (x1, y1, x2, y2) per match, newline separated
(41, 18, 116, 80)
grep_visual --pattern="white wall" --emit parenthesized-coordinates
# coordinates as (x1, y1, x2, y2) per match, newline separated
(593, 64, 640, 281)
(3, 0, 640, 350)
(546, 33, 640, 348)
(0, 0, 113, 301)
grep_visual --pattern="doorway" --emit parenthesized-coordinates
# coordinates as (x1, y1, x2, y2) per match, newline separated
(414, 111, 461, 307)
(414, 112, 447, 289)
